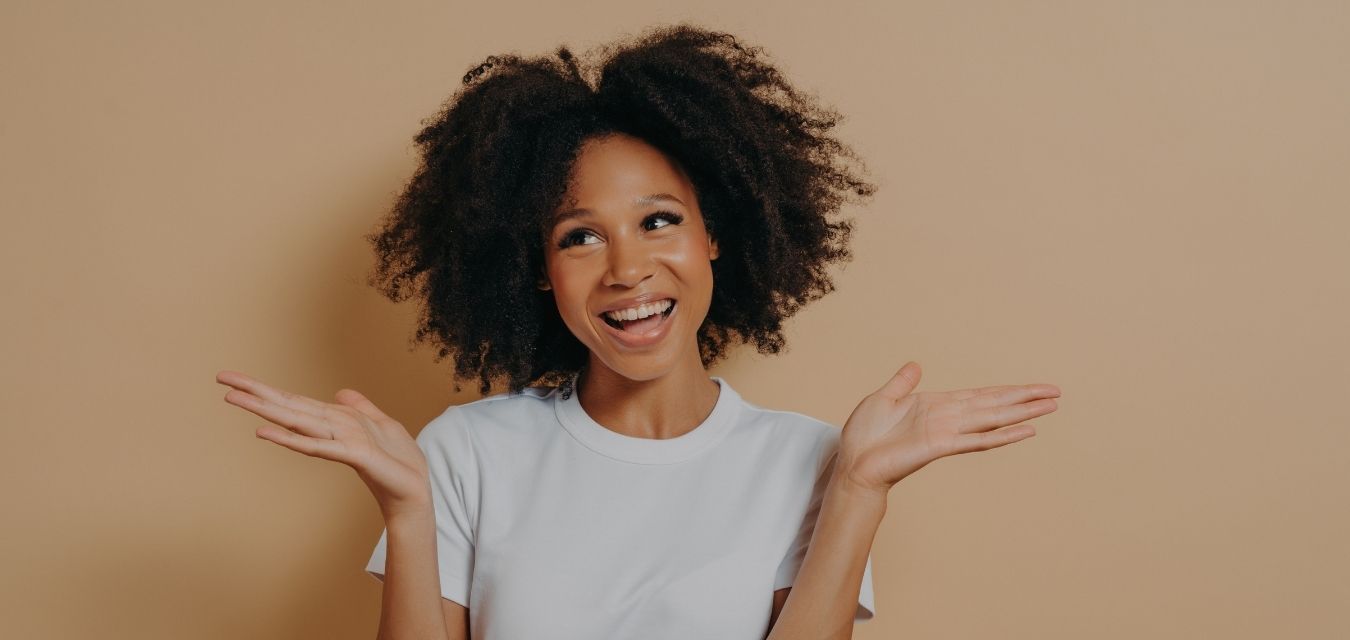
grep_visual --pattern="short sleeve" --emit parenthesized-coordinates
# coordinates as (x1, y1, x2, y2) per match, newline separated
(364, 407, 479, 608)
(773, 438, 877, 622)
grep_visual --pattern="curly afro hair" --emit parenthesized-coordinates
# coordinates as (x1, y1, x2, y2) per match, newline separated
(365, 22, 877, 395)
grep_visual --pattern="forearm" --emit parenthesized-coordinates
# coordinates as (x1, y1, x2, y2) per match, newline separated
(767, 472, 887, 640)
(377, 507, 450, 640)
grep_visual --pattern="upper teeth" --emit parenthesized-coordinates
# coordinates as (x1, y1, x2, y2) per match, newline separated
(604, 299, 673, 322)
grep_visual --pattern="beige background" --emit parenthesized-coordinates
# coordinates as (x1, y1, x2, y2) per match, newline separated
(2, 1, 1346, 638)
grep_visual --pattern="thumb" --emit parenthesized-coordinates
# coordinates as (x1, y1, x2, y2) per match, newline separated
(874, 361, 922, 401)
(335, 388, 394, 423)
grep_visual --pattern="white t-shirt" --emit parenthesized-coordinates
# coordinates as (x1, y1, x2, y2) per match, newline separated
(365, 376, 876, 639)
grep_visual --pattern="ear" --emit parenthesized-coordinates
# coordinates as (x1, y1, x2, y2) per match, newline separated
(708, 235, 719, 261)
(536, 266, 552, 291)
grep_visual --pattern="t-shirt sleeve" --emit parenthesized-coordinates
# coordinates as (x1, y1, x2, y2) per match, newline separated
(773, 434, 877, 622)
(364, 407, 479, 608)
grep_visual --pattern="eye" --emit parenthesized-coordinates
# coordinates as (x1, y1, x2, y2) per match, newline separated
(557, 229, 600, 249)
(644, 210, 684, 231)
(556, 211, 684, 249)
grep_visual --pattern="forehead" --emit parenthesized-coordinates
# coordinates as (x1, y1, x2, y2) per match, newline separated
(555, 133, 695, 217)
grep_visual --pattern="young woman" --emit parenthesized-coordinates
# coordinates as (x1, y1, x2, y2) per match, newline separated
(216, 23, 1061, 640)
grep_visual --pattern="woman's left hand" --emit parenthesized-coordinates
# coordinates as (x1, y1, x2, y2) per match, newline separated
(835, 361, 1062, 497)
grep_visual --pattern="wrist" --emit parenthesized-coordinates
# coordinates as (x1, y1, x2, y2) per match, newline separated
(828, 468, 891, 511)
(380, 496, 434, 527)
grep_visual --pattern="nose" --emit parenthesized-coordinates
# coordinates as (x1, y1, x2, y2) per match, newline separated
(601, 235, 656, 288)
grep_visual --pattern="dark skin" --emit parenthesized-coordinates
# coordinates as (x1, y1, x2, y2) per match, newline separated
(216, 132, 1062, 639)
(539, 132, 722, 440)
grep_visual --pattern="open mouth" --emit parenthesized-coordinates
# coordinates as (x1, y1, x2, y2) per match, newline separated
(600, 300, 676, 334)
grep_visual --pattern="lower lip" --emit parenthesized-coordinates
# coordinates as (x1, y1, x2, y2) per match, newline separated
(598, 302, 677, 349)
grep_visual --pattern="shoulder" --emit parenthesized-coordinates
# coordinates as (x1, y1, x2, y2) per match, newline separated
(448, 384, 555, 426)
(415, 384, 559, 452)
(728, 392, 843, 471)
(737, 395, 841, 445)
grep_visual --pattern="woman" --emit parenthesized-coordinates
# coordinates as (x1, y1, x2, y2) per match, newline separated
(216, 23, 1061, 640)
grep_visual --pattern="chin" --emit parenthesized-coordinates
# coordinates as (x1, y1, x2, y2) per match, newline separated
(592, 353, 678, 383)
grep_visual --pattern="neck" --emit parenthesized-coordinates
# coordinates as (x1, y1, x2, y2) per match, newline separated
(574, 355, 721, 440)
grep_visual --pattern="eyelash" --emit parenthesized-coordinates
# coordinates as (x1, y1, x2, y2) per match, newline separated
(556, 211, 685, 249)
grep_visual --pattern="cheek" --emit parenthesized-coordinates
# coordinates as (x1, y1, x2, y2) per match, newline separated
(545, 263, 594, 320)
(667, 237, 716, 280)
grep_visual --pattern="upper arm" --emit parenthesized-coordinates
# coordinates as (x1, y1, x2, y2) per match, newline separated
(767, 587, 791, 635)
(442, 598, 470, 640)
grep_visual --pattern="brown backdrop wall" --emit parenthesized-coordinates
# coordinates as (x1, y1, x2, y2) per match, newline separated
(2, 1, 1346, 638)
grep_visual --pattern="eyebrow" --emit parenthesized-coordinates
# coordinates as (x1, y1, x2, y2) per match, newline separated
(552, 193, 686, 225)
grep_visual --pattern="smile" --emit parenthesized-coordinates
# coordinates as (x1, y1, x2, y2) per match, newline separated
(597, 299, 677, 348)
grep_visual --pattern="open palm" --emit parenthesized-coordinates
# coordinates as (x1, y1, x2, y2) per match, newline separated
(837, 362, 1062, 495)
(215, 370, 431, 518)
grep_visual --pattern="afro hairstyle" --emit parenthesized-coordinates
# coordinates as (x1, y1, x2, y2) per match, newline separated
(365, 22, 877, 395)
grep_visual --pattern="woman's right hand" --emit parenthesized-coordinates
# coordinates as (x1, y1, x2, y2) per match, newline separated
(216, 370, 432, 520)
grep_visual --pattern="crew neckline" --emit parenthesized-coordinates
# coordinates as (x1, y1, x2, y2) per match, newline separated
(553, 374, 742, 465)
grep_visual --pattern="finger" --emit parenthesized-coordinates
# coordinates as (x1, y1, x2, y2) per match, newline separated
(960, 384, 1062, 411)
(333, 388, 394, 423)
(960, 397, 1058, 434)
(946, 383, 1061, 402)
(256, 424, 351, 463)
(950, 423, 1036, 455)
(224, 388, 335, 440)
(874, 361, 922, 402)
(216, 370, 329, 420)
